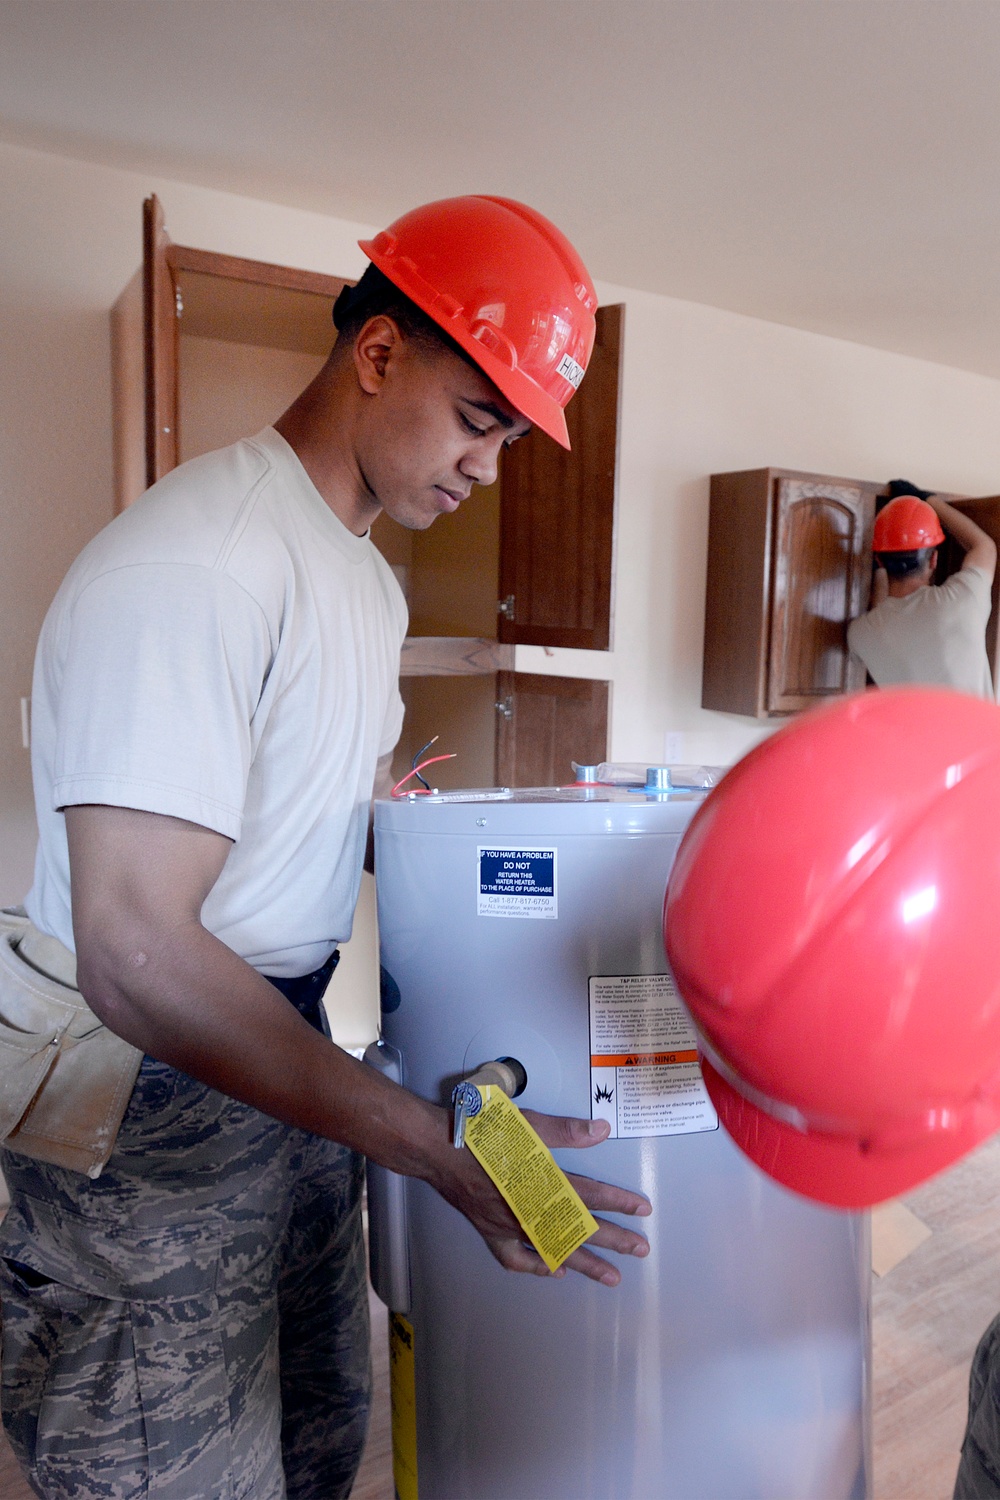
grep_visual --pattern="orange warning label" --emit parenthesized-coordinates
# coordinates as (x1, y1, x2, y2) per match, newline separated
(590, 1049, 699, 1067)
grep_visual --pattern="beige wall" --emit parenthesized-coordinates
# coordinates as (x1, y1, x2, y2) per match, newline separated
(6, 138, 1000, 1046)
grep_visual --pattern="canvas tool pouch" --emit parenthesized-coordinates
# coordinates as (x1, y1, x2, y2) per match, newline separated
(0, 907, 142, 1178)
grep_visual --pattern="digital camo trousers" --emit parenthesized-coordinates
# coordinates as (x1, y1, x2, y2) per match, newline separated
(0, 1054, 371, 1500)
(955, 1312, 1000, 1499)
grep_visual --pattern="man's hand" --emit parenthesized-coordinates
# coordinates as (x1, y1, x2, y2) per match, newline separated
(424, 1107, 651, 1287)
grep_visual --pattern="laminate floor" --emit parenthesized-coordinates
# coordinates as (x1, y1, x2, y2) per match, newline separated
(2, 1138, 998, 1500)
(871, 1134, 1000, 1499)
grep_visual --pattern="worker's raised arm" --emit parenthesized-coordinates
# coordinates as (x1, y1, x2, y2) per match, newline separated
(67, 803, 650, 1284)
(926, 493, 997, 579)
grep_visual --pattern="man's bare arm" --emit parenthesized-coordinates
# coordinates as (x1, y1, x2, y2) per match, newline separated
(926, 494, 997, 579)
(67, 804, 650, 1285)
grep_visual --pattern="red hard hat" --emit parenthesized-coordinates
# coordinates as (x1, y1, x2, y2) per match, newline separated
(663, 688, 1000, 1209)
(359, 196, 597, 450)
(873, 496, 945, 552)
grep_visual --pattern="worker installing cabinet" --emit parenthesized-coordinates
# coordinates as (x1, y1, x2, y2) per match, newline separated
(702, 466, 1000, 717)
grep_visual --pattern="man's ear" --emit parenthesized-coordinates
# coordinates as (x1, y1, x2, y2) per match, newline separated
(353, 314, 406, 395)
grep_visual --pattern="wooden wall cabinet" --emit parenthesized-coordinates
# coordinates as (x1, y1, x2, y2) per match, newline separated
(703, 468, 881, 718)
(111, 196, 620, 785)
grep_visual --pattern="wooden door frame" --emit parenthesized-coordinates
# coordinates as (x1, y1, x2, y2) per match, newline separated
(141, 194, 351, 488)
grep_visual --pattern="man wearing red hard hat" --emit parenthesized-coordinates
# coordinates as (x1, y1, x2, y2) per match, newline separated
(848, 478, 996, 697)
(0, 198, 651, 1498)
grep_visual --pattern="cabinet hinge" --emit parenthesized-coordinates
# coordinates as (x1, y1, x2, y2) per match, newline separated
(497, 594, 516, 621)
(175, 285, 184, 318)
(495, 695, 514, 721)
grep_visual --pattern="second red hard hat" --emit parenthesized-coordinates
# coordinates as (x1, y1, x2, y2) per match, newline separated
(873, 495, 946, 552)
(664, 688, 1000, 1209)
(358, 196, 598, 451)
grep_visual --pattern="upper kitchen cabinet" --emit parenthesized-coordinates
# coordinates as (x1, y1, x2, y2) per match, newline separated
(702, 468, 880, 718)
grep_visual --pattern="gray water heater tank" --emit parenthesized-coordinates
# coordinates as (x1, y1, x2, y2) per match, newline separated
(369, 785, 871, 1500)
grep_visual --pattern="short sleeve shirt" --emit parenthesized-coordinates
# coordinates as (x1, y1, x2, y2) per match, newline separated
(847, 566, 994, 700)
(26, 428, 408, 976)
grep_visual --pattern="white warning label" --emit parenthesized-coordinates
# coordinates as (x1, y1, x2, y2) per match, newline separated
(478, 847, 557, 919)
(589, 973, 718, 1138)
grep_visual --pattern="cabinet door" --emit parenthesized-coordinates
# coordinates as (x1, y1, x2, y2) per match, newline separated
(143, 195, 180, 485)
(495, 672, 609, 787)
(497, 304, 622, 651)
(768, 478, 874, 714)
(137, 194, 348, 490)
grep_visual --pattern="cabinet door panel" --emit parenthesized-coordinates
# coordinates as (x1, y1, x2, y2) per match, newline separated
(497, 304, 622, 651)
(495, 672, 609, 787)
(702, 469, 774, 716)
(768, 480, 874, 714)
(142, 195, 180, 486)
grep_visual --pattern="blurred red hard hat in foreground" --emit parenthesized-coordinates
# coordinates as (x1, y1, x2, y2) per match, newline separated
(664, 688, 1000, 1210)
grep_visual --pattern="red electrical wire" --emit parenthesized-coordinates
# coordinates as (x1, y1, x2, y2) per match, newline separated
(391, 753, 458, 798)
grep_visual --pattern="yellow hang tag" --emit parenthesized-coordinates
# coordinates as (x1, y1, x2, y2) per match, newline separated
(462, 1084, 599, 1272)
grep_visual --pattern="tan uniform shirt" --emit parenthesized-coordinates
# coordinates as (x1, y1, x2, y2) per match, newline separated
(847, 564, 994, 699)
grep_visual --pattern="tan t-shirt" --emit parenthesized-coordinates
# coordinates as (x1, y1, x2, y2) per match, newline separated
(847, 565, 994, 699)
(26, 427, 408, 976)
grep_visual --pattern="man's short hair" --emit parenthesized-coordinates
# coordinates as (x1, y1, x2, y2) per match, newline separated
(876, 547, 936, 579)
(332, 264, 470, 365)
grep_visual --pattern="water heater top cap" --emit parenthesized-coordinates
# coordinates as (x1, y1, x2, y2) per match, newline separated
(663, 687, 1000, 1209)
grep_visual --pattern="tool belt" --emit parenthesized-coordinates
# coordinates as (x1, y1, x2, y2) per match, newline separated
(0, 907, 143, 1179)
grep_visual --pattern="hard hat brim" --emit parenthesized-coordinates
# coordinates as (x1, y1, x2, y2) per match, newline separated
(702, 1058, 992, 1210)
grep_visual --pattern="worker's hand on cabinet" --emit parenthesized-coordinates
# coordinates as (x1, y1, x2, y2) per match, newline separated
(429, 1108, 651, 1287)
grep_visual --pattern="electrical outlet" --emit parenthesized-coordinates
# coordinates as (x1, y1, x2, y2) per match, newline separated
(20, 697, 30, 750)
(664, 731, 684, 763)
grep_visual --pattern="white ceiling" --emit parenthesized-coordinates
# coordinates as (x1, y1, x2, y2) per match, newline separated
(4, 0, 1000, 378)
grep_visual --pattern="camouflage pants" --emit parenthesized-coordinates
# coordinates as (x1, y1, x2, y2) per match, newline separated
(0, 967, 371, 1500)
(956, 1313, 1000, 1498)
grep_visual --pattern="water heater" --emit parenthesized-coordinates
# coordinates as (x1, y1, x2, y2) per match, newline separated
(368, 785, 870, 1500)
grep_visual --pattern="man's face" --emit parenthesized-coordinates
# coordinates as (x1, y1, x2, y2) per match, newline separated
(355, 332, 531, 531)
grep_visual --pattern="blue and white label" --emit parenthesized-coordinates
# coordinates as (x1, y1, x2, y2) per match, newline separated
(477, 846, 558, 920)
